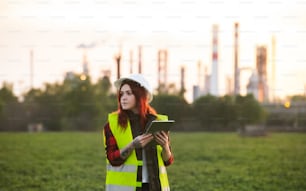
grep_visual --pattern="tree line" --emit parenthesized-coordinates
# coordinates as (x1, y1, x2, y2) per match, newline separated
(0, 73, 305, 131)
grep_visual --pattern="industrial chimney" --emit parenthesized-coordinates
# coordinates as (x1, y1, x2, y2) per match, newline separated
(210, 24, 219, 96)
(234, 22, 240, 95)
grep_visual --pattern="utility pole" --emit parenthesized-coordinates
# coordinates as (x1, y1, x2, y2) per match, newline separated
(30, 49, 33, 89)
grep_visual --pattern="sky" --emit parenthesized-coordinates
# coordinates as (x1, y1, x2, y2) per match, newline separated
(0, 0, 306, 102)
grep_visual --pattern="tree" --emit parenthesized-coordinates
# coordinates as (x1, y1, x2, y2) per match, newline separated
(61, 74, 99, 131)
(217, 95, 238, 129)
(235, 94, 266, 125)
(23, 83, 64, 131)
(193, 94, 265, 130)
(193, 94, 219, 129)
(0, 83, 21, 131)
(151, 94, 190, 123)
(290, 95, 306, 102)
(93, 75, 117, 128)
(23, 88, 44, 125)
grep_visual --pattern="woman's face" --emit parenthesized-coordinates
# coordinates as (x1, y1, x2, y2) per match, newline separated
(120, 84, 137, 113)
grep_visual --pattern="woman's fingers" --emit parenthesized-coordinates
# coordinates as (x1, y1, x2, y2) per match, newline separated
(142, 134, 153, 145)
(154, 131, 169, 146)
(133, 134, 153, 148)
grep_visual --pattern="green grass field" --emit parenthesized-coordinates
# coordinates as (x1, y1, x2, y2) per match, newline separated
(0, 132, 305, 191)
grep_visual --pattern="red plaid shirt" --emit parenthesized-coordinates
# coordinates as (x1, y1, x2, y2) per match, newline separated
(104, 123, 174, 166)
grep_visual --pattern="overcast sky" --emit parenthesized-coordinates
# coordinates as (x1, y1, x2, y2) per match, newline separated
(1, 0, 306, 102)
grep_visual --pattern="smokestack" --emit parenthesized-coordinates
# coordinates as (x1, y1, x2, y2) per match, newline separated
(158, 50, 161, 88)
(180, 66, 185, 96)
(234, 22, 240, 95)
(82, 50, 89, 75)
(157, 49, 168, 90)
(164, 50, 168, 86)
(115, 53, 121, 79)
(226, 75, 232, 95)
(204, 65, 210, 94)
(256, 45, 268, 102)
(197, 60, 202, 88)
(210, 24, 219, 96)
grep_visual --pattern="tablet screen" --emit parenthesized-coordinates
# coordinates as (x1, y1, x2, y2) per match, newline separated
(145, 120, 175, 133)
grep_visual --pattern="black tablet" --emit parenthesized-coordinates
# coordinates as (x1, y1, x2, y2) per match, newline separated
(145, 120, 175, 133)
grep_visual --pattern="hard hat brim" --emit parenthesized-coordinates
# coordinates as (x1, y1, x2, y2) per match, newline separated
(114, 74, 153, 102)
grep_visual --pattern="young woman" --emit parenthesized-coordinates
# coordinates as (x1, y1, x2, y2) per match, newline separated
(103, 73, 174, 191)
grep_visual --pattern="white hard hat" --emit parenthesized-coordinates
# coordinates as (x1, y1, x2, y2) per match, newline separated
(114, 73, 153, 102)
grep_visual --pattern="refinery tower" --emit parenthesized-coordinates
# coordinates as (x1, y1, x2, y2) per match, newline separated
(210, 25, 219, 96)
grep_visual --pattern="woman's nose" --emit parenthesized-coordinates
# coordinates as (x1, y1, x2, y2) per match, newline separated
(121, 93, 127, 99)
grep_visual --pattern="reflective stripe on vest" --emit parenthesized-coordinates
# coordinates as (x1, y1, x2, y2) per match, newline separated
(104, 112, 170, 191)
(105, 184, 135, 191)
(107, 164, 136, 172)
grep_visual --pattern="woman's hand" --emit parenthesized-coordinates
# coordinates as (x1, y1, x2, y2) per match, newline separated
(120, 133, 153, 159)
(154, 131, 170, 149)
(154, 131, 172, 161)
(132, 133, 154, 149)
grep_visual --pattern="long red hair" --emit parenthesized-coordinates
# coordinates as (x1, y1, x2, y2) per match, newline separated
(117, 80, 156, 129)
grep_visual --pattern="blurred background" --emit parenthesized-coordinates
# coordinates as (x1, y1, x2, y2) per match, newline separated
(1, 1, 306, 190)
(0, 0, 306, 132)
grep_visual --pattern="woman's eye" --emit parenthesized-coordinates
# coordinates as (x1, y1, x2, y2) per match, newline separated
(120, 91, 133, 96)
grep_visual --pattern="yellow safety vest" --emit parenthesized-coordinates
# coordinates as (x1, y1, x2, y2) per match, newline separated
(103, 112, 170, 191)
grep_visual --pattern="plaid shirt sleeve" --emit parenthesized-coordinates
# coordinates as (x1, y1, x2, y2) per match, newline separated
(104, 123, 125, 166)
(164, 154, 174, 166)
(104, 122, 174, 166)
